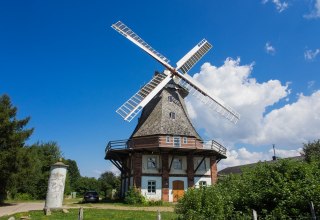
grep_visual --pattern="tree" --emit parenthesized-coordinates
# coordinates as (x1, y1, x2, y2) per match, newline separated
(8, 141, 63, 199)
(0, 94, 33, 203)
(176, 158, 320, 219)
(98, 171, 120, 199)
(303, 139, 320, 162)
(64, 159, 81, 192)
(75, 177, 100, 196)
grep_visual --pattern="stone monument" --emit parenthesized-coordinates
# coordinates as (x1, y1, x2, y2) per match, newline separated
(44, 159, 68, 210)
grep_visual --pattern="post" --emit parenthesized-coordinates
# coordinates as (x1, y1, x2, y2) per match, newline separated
(156, 210, 161, 220)
(44, 160, 68, 210)
(310, 201, 316, 220)
(78, 207, 83, 220)
(252, 209, 257, 220)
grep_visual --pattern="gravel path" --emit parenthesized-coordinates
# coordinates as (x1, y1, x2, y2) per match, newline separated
(0, 202, 174, 217)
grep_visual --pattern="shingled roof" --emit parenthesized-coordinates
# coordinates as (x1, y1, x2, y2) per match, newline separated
(130, 81, 202, 140)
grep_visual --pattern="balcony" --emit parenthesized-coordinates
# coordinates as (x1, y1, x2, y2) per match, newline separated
(105, 137, 227, 158)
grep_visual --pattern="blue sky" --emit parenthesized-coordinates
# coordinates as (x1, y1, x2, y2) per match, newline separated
(1, 0, 319, 177)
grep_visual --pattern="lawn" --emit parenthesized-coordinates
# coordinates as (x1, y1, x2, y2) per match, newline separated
(0, 208, 178, 220)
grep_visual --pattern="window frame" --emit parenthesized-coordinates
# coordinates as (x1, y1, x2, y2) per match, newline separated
(183, 137, 188, 144)
(168, 96, 173, 102)
(166, 136, 170, 143)
(147, 157, 157, 169)
(173, 158, 182, 170)
(147, 180, 156, 194)
(173, 136, 181, 147)
(169, 112, 176, 119)
(199, 181, 207, 188)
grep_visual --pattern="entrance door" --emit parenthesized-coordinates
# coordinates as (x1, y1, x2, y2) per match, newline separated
(172, 180, 184, 202)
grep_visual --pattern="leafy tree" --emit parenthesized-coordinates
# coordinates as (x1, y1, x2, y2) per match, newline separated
(8, 142, 63, 199)
(64, 159, 81, 192)
(75, 177, 100, 196)
(303, 139, 320, 162)
(0, 94, 33, 203)
(98, 171, 120, 199)
(177, 158, 320, 219)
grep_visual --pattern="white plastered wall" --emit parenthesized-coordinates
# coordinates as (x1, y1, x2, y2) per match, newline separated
(141, 176, 162, 201)
(168, 177, 188, 202)
(194, 176, 212, 188)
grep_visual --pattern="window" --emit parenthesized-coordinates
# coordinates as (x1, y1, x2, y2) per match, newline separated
(173, 158, 182, 170)
(183, 137, 188, 144)
(169, 112, 176, 119)
(197, 159, 207, 171)
(199, 181, 207, 188)
(147, 157, 157, 169)
(168, 96, 173, 102)
(173, 136, 181, 147)
(148, 180, 156, 193)
(166, 136, 170, 143)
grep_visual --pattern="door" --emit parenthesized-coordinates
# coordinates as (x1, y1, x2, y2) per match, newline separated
(172, 180, 184, 202)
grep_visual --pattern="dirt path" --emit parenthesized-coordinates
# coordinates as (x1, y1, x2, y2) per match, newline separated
(0, 202, 174, 217)
(0, 202, 45, 217)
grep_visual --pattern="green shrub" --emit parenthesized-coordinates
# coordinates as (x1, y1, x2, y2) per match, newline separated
(124, 187, 146, 205)
(147, 200, 163, 206)
(13, 193, 34, 201)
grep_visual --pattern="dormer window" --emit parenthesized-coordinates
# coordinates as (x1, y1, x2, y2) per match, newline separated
(169, 112, 176, 119)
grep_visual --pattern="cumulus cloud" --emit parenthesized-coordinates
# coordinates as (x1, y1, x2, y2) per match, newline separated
(262, 0, 289, 12)
(186, 58, 320, 160)
(219, 147, 302, 170)
(304, 48, 320, 60)
(304, 0, 320, 19)
(265, 42, 276, 55)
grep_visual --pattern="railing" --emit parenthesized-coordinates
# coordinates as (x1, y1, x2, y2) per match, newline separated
(105, 139, 130, 154)
(202, 140, 227, 156)
(106, 138, 227, 157)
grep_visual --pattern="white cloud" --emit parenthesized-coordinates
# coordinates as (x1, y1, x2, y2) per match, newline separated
(262, 0, 289, 13)
(304, 48, 320, 60)
(218, 147, 302, 170)
(187, 58, 320, 153)
(265, 42, 276, 55)
(304, 0, 320, 19)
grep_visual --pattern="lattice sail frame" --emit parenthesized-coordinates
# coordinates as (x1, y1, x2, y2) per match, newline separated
(112, 21, 240, 124)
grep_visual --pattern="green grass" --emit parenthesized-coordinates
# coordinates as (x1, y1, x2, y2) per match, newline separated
(0, 208, 178, 220)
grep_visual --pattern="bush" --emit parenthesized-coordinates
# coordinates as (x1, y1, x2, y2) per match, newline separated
(147, 200, 163, 206)
(13, 193, 34, 201)
(176, 187, 232, 220)
(124, 187, 146, 205)
(176, 159, 320, 219)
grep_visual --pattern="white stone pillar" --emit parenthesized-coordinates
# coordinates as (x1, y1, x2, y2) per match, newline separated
(44, 160, 68, 209)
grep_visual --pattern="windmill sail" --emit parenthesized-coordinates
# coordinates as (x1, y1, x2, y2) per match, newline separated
(112, 20, 240, 124)
(176, 76, 240, 124)
(111, 21, 172, 70)
(116, 73, 172, 122)
(176, 39, 212, 74)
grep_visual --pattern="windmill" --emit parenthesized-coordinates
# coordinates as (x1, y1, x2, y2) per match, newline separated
(111, 21, 240, 124)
